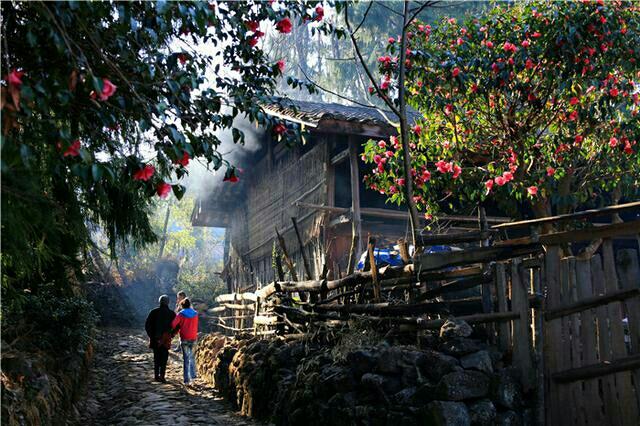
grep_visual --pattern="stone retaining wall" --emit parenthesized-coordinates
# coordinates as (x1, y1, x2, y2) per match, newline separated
(196, 320, 532, 426)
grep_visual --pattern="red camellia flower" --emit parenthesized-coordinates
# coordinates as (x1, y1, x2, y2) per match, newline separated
(178, 53, 188, 65)
(246, 20, 260, 32)
(471, 83, 478, 93)
(377, 140, 386, 148)
(485, 179, 494, 193)
(368, 86, 374, 94)
(63, 140, 81, 157)
(491, 62, 500, 73)
(569, 97, 579, 105)
(388, 37, 395, 44)
(91, 78, 117, 101)
(503, 41, 517, 53)
(574, 135, 584, 144)
(397, 178, 405, 186)
(273, 123, 287, 135)
(485, 40, 494, 49)
(156, 182, 172, 198)
(248, 37, 259, 47)
(609, 137, 619, 147)
(521, 39, 530, 48)
(531, 31, 541, 38)
(380, 80, 390, 90)
(452, 164, 462, 179)
(525, 58, 535, 70)
(422, 170, 431, 181)
(609, 87, 619, 97)
(435, 160, 452, 173)
(277, 60, 285, 74)
(223, 168, 239, 183)
(275, 17, 293, 34)
(6, 69, 25, 87)
(568, 110, 578, 121)
(502, 171, 514, 182)
(133, 164, 155, 181)
(413, 125, 422, 135)
(547, 166, 556, 176)
(444, 104, 453, 115)
(176, 152, 190, 167)
(315, 5, 324, 21)
(494, 176, 507, 186)
(452, 67, 460, 77)
(527, 186, 538, 196)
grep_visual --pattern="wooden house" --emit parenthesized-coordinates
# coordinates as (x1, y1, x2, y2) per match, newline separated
(192, 99, 423, 293)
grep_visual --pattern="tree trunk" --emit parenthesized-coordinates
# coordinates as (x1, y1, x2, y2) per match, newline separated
(398, 1, 421, 248)
(158, 204, 171, 260)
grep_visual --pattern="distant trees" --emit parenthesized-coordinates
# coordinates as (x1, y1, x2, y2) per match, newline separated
(362, 1, 640, 219)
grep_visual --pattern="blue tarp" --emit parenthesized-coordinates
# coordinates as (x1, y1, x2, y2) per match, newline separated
(356, 245, 453, 270)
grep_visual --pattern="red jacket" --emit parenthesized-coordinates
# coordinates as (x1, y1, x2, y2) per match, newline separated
(171, 308, 198, 341)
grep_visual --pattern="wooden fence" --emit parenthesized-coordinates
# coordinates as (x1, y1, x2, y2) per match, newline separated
(210, 201, 640, 425)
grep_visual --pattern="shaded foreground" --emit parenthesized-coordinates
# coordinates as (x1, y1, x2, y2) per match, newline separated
(77, 328, 256, 426)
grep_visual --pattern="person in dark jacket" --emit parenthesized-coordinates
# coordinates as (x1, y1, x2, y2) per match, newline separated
(145, 295, 176, 382)
(171, 298, 199, 384)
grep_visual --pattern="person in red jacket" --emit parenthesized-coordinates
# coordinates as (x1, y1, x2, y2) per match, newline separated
(171, 298, 199, 384)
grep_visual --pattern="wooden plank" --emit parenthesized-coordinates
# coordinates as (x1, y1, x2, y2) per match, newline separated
(216, 292, 258, 303)
(616, 249, 640, 414)
(543, 246, 562, 426)
(398, 239, 410, 264)
(567, 257, 587, 426)
(544, 288, 640, 321)
(531, 267, 545, 426)
(349, 138, 363, 258)
(492, 201, 640, 230)
(419, 243, 543, 271)
(416, 230, 496, 246)
(602, 239, 639, 425)
(496, 220, 640, 247)
(575, 257, 605, 426)
(555, 257, 574, 426)
(253, 315, 278, 326)
(495, 262, 511, 352)
(591, 253, 622, 425)
(313, 300, 450, 316)
(553, 354, 640, 383)
(330, 148, 350, 165)
(511, 259, 534, 391)
(222, 303, 256, 311)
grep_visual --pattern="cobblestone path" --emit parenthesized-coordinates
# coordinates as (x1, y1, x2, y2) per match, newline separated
(78, 328, 257, 425)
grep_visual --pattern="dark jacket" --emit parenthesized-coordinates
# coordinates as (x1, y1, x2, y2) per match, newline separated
(145, 305, 176, 349)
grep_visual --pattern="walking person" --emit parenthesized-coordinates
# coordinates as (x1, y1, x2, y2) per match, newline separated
(174, 290, 186, 313)
(171, 298, 199, 385)
(144, 295, 176, 383)
(172, 290, 187, 352)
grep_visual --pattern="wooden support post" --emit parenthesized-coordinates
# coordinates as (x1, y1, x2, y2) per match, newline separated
(398, 239, 410, 264)
(291, 217, 316, 302)
(478, 206, 493, 314)
(275, 227, 307, 302)
(367, 236, 381, 302)
(347, 231, 359, 275)
(349, 137, 363, 259)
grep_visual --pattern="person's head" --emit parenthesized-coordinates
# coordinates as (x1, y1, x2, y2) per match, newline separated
(181, 298, 191, 310)
(177, 291, 186, 301)
(158, 294, 170, 307)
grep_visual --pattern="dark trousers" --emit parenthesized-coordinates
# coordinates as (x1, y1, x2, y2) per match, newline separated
(153, 346, 169, 379)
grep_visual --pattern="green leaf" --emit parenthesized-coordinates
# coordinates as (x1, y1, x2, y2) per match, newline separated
(172, 184, 186, 200)
(91, 164, 102, 182)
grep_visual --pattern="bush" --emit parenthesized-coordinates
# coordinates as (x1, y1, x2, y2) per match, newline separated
(2, 285, 97, 356)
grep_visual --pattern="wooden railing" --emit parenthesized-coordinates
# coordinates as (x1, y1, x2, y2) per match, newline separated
(211, 201, 640, 426)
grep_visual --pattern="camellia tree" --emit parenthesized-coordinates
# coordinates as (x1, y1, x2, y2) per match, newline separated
(362, 1, 640, 221)
(0, 1, 336, 300)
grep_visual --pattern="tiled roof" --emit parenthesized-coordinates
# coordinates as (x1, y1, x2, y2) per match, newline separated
(262, 98, 421, 127)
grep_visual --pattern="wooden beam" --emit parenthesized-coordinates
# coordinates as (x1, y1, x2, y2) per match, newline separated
(492, 201, 640, 230)
(419, 243, 543, 271)
(367, 236, 381, 301)
(313, 300, 449, 316)
(545, 288, 640, 321)
(414, 312, 520, 330)
(552, 354, 640, 383)
(215, 292, 258, 303)
(416, 230, 496, 246)
(330, 148, 350, 165)
(414, 273, 493, 302)
(496, 220, 640, 247)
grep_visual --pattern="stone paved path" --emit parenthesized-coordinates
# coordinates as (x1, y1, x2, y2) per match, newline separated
(78, 328, 257, 425)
